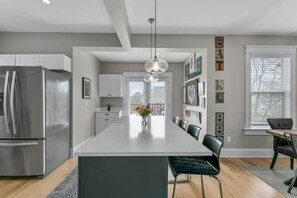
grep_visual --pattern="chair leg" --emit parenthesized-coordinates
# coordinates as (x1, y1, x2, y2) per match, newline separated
(200, 175, 205, 198)
(172, 175, 178, 198)
(290, 158, 294, 170)
(270, 152, 278, 169)
(186, 174, 192, 182)
(288, 168, 297, 193)
(212, 176, 223, 198)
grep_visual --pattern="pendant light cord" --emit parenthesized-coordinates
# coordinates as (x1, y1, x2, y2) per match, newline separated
(150, 19, 153, 59)
(154, 0, 157, 59)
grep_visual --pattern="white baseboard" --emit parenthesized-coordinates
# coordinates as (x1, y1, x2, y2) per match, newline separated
(221, 148, 274, 158)
(71, 135, 94, 157)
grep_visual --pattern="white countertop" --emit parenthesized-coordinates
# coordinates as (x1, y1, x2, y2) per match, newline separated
(95, 108, 122, 113)
(75, 115, 211, 157)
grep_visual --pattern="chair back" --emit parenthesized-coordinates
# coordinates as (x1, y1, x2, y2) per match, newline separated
(173, 116, 180, 125)
(187, 124, 201, 140)
(267, 118, 293, 130)
(203, 134, 224, 172)
(178, 119, 188, 131)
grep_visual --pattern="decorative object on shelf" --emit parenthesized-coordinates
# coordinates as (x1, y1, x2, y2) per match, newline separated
(215, 36, 224, 71)
(195, 54, 202, 76)
(200, 96, 206, 108)
(198, 112, 202, 124)
(186, 79, 198, 106)
(189, 53, 195, 75)
(144, 0, 168, 74)
(186, 53, 203, 80)
(106, 103, 112, 111)
(198, 81, 205, 96)
(182, 86, 187, 104)
(82, 77, 91, 99)
(135, 104, 153, 125)
(215, 80, 224, 91)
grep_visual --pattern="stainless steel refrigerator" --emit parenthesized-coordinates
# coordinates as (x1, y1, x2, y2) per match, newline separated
(0, 66, 70, 177)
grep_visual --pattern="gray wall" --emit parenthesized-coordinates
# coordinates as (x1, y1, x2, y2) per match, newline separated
(1, 32, 297, 149)
(100, 62, 184, 118)
(73, 49, 101, 146)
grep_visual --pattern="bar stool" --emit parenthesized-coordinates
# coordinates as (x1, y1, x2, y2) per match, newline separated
(173, 116, 180, 125)
(178, 119, 188, 131)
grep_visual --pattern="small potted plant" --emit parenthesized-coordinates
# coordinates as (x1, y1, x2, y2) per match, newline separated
(106, 103, 112, 111)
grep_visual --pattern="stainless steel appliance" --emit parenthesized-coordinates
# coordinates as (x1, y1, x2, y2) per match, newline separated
(0, 66, 70, 177)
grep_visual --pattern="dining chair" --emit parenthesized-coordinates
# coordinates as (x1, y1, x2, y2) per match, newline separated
(187, 124, 201, 140)
(267, 118, 294, 169)
(178, 119, 188, 131)
(283, 133, 297, 193)
(169, 134, 224, 198)
(173, 116, 180, 125)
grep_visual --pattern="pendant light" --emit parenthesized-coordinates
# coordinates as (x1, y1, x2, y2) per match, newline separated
(144, 18, 159, 82)
(144, 0, 168, 74)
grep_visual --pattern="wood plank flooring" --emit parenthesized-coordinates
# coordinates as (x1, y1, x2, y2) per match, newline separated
(0, 157, 294, 198)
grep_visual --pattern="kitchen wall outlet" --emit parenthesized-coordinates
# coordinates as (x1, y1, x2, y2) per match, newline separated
(227, 136, 231, 143)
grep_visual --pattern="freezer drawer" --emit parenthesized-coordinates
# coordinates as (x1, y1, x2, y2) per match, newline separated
(0, 139, 45, 176)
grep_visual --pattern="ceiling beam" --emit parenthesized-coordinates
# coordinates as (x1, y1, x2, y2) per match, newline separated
(103, 0, 131, 50)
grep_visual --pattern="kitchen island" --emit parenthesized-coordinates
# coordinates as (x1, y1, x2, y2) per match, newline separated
(75, 116, 211, 198)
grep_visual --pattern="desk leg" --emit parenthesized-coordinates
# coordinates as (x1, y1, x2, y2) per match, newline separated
(78, 156, 168, 198)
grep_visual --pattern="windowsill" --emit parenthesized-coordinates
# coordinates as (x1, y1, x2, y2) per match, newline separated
(243, 127, 270, 136)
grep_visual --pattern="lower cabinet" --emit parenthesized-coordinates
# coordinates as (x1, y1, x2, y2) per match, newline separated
(95, 111, 122, 135)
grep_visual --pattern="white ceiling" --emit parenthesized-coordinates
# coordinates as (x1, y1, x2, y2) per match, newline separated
(1, 0, 297, 35)
(92, 51, 191, 62)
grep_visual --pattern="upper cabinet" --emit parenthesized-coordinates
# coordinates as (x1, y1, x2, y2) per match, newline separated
(0, 55, 16, 66)
(0, 54, 71, 72)
(99, 74, 122, 97)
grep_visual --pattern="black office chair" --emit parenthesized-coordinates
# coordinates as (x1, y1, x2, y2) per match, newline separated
(267, 118, 294, 169)
(169, 134, 224, 198)
(178, 119, 188, 131)
(187, 124, 201, 140)
(173, 116, 180, 125)
(284, 133, 297, 193)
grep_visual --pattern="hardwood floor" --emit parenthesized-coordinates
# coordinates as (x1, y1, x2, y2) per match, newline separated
(0, 157, 294, 198)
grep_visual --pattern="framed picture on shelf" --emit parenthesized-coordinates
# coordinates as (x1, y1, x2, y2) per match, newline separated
(198, 81, 205, 96)
(183, 86, 186, 104)
(186, 79, 198, 106)
(195, 54, 202, 76)
(185, 62, 190, 80)
(82, 77, 91, 99)
(189, 54, 195, 75)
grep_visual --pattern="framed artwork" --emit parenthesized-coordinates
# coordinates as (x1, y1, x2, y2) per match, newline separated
(185, 110, 199, 123)
(215, 37, 224, 48)
(185, 62, 190, 80)
(215, 92, 224, 103)
(189, 53, 195, 75)
(215, 80, 224, 91)
(215, 112, 224, 124)
(195, 55, 202, 76)
(183, 86, 186, 104)
(82, 77, 91, 99)
(215, 48, 224, 61)
(215, 124, 224, 135)
(186, 79, 198, 106)
(198, 81, 205, 96)
(200, 96, 206, 108)
(199, 112, 202, 124)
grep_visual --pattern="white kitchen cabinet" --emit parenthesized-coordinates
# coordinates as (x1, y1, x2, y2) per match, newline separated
(99, 74, 122, 97)
(40, 54, 71, 72)
(0, 55, 16, 66)
(16, 54, 40, 66)
(95, 110, 122, 135)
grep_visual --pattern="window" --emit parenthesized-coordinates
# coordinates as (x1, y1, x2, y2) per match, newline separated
(245, 46, 296, 129)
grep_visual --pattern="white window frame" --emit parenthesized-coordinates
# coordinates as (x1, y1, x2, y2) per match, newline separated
(244, 45, 296, 135)
(122, 72, 173, 119)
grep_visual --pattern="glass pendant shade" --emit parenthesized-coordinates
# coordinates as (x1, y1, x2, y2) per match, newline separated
(143, 73, 159, 82)
(144, 57, 169, 74)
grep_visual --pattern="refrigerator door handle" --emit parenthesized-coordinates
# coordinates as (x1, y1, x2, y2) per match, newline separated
(0, 142, 38, 146)
(10, 71, 17, 135)
(3, 71, 10, 135)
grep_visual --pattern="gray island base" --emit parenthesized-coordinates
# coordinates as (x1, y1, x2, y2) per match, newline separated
(78, 156, 168, 198)
(75, 116, 211, 198)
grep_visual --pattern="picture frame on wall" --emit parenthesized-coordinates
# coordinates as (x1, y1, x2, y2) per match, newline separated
(82, 77, 91, 99)
(186, 79, 198, 106)
(189, 53, 195, 75)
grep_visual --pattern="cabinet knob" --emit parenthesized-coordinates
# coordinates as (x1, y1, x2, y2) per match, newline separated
(105, 119, 109, 121)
